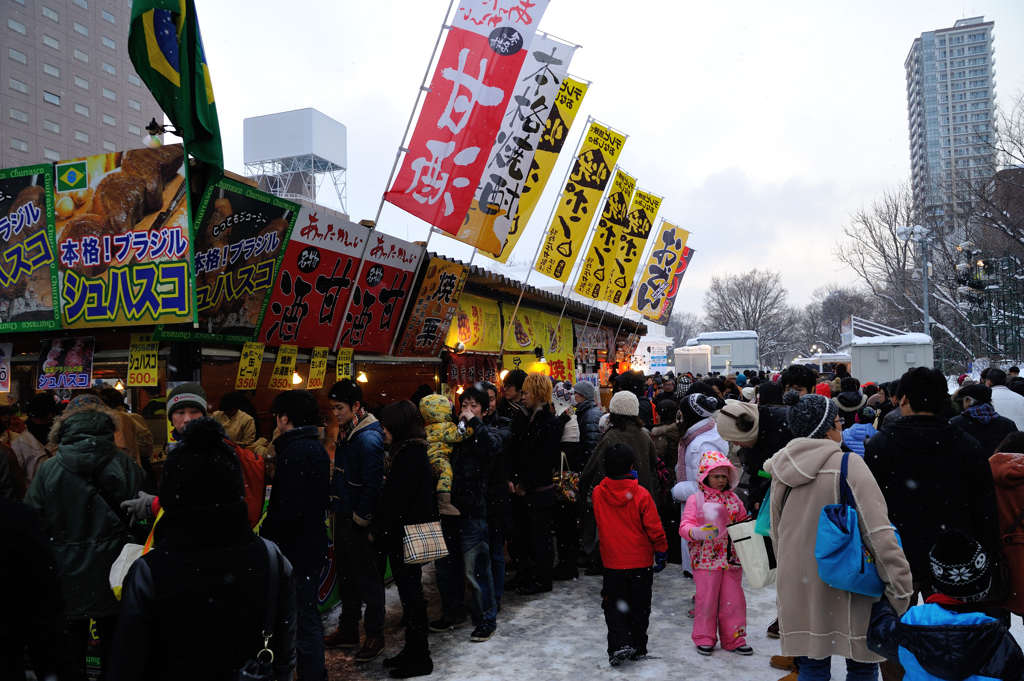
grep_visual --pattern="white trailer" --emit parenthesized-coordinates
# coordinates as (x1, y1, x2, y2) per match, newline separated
(696, 331, 759, 373)
(840, 333, 934, 383)
(674, 345, 712, 375)
(792, 353, 852, 377)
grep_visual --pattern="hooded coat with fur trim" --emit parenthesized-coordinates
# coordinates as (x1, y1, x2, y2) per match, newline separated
(24, 401, 147, 619)
(679, 450, 746, 570)
(834, 392, 867, 430)
(990, 450, 1024, 613)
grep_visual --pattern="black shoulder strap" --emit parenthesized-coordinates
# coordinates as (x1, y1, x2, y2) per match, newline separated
(260, 538, 279, 655)
(839, 451, 853, 507)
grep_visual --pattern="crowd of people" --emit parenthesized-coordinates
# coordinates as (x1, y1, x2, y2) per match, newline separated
(5, 360, 1024, 680)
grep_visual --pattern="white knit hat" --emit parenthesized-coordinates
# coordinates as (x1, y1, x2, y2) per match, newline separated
(609, 390, 639, 417)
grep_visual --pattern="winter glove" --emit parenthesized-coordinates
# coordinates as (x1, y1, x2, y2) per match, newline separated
(653, 551, 667, 573)
(689, 523, 720, 541)
(120, 491, 157, 523)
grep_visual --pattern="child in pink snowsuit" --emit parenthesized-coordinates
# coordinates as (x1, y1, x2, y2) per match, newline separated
(679, 450, 752, 656)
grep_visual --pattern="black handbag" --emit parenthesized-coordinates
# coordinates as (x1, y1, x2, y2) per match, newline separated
(235, 539, 280, 680)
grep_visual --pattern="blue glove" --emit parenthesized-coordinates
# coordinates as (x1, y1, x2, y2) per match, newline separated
(654, 551, 667, 573)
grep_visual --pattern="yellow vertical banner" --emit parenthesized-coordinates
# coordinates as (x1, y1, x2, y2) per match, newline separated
(268, 345, 298, 390)
(535, 122, 627, 282)
(605, 189, 663, 305)
(632, 223, 690, 319)
(235, 342, 265, 391)
(307, 347, 330, 390)
(127, 333, 159, 387)
(484, 77, 589, 264)
(336, 348, 354, 381)
(573, 169, 636, 300)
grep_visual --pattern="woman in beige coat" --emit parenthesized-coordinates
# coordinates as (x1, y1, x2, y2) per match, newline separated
(767, 394, 912, 679)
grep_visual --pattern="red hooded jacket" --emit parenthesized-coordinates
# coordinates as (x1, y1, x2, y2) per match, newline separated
(593, 476, 668, 570)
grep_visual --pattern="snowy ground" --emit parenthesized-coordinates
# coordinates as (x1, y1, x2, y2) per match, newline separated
(323, 561, 1024, 680)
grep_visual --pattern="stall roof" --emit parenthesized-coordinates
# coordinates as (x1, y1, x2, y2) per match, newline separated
(430, 252, 647, 338)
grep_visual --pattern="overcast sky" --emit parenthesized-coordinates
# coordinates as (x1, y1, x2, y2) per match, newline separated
(192, 0, 1024, 319)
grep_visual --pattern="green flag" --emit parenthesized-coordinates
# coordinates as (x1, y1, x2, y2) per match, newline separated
(127, 0, 222, 168)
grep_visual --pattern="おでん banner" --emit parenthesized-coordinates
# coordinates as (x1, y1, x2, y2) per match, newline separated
(458, 33, 577, 256)
(53, 146, 193, 329)
(604, 189, 662, 305)
(651, 246, 696, 325)
(385, 0, 551, 238)
(573, 168, 635, 300)
(534, 122, 626, 282)
(632, 222, 689, 319)
(395, 257, 468, 358)
(259, 206, 370, 348)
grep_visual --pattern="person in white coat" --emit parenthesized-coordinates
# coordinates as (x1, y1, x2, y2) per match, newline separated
(671, 394, 727, 573)
(987, 368, 1024, 430)
(12, 394, 56, 483)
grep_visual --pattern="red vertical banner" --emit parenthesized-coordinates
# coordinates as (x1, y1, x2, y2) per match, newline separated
(384, 0, 551, 237)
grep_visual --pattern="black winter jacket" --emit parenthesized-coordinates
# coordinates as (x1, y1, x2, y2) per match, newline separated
(451, 417, 500, 518)
(262, 425, 330, 574)
(575, 398, 602, 470)
(509, 404, 562, 491)
(108, 503, 296, 680)
(369, 439, 435, 552)
(638, 396, 654, 430)
(331, 416, 386, 524)
(738, 406, 794, 510)
(950, 412, 1018, 456)
(864, 415, 1001, 583)
(483, 413, 513, 529)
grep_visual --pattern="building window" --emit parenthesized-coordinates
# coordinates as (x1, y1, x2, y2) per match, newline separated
(102, 36, 115, 50)
(43, 91, 61, 106)
(42, 6, 58, 21)
(43, 63, 60, 78)
(44, 148, 60, 161)
(128, 98, 141, 111)
(9, 77, 27, 93)
(74, 76, 89, 90)
(712, 345, 731, 356)
(43, 35, 59, 50)
(74, 103, 89, 117)
(73, 21, 88, 36)
(128, 74, 141, 86)
(74, 49, 89, 63)
(44, 119, 60, 133)
(75, 130, 89, 143)
(8, 18, 27, 35)
(73, 0, 88, 8)
(102, 88, 116, 101)
(102, 140, 116, 152)
(10, 139, 28, 153)
(9, 108, 28, 123)
(101, 9, 115, 24)
(102, 62, 115, 75)
(102, 114, 115, 126)
(9, 48, 27, 65)
(128, 123, 141, 135)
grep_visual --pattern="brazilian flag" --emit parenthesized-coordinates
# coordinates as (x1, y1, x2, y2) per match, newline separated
(127, 0, 222, 168)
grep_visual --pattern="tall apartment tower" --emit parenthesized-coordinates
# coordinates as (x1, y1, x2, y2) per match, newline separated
(905, 16, 996, 216)
(0, 0, 161, 168)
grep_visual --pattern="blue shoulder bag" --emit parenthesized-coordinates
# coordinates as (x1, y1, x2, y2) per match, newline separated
(814, 451, 892, 597)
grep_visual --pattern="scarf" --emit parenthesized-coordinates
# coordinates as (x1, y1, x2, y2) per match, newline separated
(340, 407, 368, 443)
(965, 402, 998, 424)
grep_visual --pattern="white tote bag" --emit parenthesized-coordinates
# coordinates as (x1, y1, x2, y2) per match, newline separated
(108, 543, 144, 600)
(727, 518, 777, 589)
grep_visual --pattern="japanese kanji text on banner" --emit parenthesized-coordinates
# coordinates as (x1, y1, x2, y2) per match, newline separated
(651, 246, 695, 325)
(336, 348, 353, 381)
(632, 223, 689, 319)
(484, 76, 589, 264)
(307, 347, 330, 390)
(534, 122, 627, 283)
(128, 333, 159, 386)
(573, 168, 635, 300)
(395, 258, 468, 357)
(268, 345, 298, 390)
(459, 34, 576, 255)
(605, 189, 662, 305)
(445, 293, 502, 353)
(385, 0, 551, 238)
(38, 337, 94, 389)
(235, 342, 264, 390)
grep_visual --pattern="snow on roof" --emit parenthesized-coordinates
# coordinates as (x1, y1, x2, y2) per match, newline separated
(697, 330, 758, 340)
(675, 345, 711, 353)
(848, 333, 933, 346)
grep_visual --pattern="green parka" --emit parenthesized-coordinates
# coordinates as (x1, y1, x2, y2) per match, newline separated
(25, 401, 145, 620)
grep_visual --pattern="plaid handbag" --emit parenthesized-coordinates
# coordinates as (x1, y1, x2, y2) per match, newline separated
(403, 521, 449, 565)
(553, 451, 579, 503)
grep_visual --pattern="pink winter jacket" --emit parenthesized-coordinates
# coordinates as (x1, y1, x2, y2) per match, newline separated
(679, 450, 747, 570)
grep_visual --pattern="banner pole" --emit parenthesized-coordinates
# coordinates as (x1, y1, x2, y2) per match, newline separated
(610, 230, 660, 356)
(374, 0, 457, 227)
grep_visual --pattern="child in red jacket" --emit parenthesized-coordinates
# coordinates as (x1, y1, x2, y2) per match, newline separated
(593, 442, 668, 666)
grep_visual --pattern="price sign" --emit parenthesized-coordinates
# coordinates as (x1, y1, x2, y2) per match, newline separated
(235, 342, 265, 390)
(127, 334, 159, 387)
(308, 347, 329, 390)
(268, 345, 298, 390)
(336, 348, 353, 381)
(0, 343, 10, 393)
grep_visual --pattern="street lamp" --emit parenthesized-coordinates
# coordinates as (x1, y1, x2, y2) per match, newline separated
(896, 224, 934, 336)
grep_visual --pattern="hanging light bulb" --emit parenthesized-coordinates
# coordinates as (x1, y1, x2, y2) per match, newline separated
(356, 371, 368, 383)
(114, 379, 125, 391)
(292, 371, 303, 385)
(456, 386, 464, 395)
(499, 369, 509, 380)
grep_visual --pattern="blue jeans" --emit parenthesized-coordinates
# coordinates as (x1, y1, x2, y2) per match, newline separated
(489, 523, 505, 605)
(294, 571, 328, 681)
(797, 657, 878, 681)
(434, 516, 497, 627)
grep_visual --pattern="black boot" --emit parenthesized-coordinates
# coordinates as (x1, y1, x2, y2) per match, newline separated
(389, 651, 433, 678)
(382, 648, 410, 669)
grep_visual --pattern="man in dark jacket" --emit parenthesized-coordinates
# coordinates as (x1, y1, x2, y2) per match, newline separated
(573, 380, 602, 471)
(482, 381, 513, 608)
(264, 390, 330, 680)
(324, 380, 387, 661)
(715, 400, 793, 512)
(864, 368, 1001, 590)
(432, 385, 503, 642)
(951, 383, 1018, 456)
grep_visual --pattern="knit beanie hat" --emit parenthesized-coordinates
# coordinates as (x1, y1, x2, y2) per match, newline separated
(609, 390, 639, 417)
(159, 417, 243, 510)
(572, 380, 596, 402)
(741, 386, 756, 402)
(814, 382, 833, 398)
(680, 393, 721, 423)
(714, 400, 759, 442)
(553, 381, 575, 416)
(929, 529, 995, 603)
(787, 394, 838, 439)
(167, 382, 208, 420)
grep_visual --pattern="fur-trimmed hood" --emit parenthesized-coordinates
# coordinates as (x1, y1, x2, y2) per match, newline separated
(48, 399, 120, 477)
(47, 399, 118, 447)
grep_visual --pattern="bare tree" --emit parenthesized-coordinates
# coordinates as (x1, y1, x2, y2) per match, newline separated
(665, 310, 705, 348)
(795, 285, 877, 352)
(702, 269, 798, 366)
